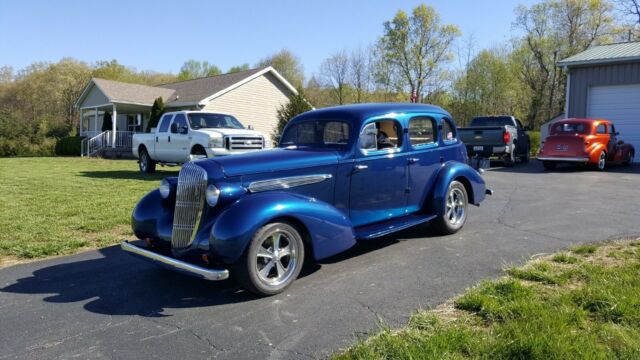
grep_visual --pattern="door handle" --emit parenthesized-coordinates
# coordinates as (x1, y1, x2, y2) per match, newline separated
(408, 157, 419, 164)
(168, 136, 171, 143)
(354, 164, 368, 171)
(155, 136, 158, 142)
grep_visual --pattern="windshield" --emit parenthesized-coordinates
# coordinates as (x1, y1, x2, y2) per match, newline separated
(188, 113, 245, 130)
(470, 116, 514, 127)
(280, 120, 350, 148)
(550, 122, 590, 135)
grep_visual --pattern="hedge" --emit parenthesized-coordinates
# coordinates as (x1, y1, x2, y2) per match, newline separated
(55, 136, 86, 156)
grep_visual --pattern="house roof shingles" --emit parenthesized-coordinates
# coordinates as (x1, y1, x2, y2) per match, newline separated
(92, 78, 175, 105)
(558, 41, 640, 67)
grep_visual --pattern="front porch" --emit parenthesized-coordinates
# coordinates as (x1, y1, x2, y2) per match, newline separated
(79, 102, 150, 157)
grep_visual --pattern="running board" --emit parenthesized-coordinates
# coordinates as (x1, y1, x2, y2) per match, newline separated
(354, 213, 437, 240)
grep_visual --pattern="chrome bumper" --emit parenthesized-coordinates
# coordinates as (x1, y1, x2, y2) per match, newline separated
(121, 241, 229, 281)
(537, 156, 589, 163)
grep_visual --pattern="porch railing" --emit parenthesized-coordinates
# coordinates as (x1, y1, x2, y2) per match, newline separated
(81, 131, 135, 157)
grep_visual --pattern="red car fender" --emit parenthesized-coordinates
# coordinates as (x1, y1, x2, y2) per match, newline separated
(587, 143, 607, 164)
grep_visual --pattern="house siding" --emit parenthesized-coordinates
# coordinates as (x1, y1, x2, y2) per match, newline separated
(568, 62, 640, 117)
(202, 72, 294, 143)
(80, 85, 110, 108)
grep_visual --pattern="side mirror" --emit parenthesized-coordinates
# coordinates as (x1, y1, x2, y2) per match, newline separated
(247, 124, 254, 130)
(617, 140, 624, 145)
(170, 123, 178, 133)
(179, 125, 188, 134)
(615, 132, 620, 136)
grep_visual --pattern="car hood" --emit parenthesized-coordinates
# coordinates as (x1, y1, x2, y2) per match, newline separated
(211, 148, 340, 177)
(192, 128, 265, 137)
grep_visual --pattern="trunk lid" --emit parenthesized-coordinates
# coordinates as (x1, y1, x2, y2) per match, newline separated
(541, 135, 586, 157)
(458, 126, 507, 146)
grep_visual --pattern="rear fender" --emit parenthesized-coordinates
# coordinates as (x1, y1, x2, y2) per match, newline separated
(426, 161, 487, 216)
(588, 143, 607, 163)
(210, 192, 355, 263)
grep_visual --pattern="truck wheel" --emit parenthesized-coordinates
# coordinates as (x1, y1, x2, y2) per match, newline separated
(596, 151, 607, 171)
(503, 151, 515, 167)
(432, 181, 468, 235)
(234, 222, 304, 296)
(139, 148, 156, 173)
(190, 147, 208, 161)
(521, 148, 530, 163)
(543, 161, 556, 170)
(624, 151, 634, 166)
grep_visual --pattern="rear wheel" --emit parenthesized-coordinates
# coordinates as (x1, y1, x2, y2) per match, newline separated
(624, 151, 634, 166)
(234, 222, 305, 296)
(542, 161, 556, 170)
(139, 148, 156, 173)
(432, 181, 468, 235)
(521, 148, 530, 163)
(596, 151, 607, 171)
(503, 151, 515, 167)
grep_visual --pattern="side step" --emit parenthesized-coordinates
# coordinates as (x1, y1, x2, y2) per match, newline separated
(354, 213, 437, 240)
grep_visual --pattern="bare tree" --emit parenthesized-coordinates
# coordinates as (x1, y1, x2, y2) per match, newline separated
(320, 50, 350, 105)
(348, 47, 371, 103)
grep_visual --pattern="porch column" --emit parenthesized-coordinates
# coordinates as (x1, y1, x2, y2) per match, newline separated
(79, 108, 83, 136)
(94, 107, 98, 135)
(112, 104, 117, 148)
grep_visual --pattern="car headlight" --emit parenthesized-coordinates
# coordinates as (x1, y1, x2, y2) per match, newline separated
(206, 184, 220, 207)
(209, 137, 223, 148)
(159, 179, 171, 199)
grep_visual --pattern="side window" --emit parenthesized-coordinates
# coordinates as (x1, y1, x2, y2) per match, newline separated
(441, 119, 456, 142)
(323, 121, 350, 144)
(596, 124, 606, 134)
(408, 117, 436, 147)
(158, 114, 173, 133)
(359, 120, 402, 153)
(171, 114, 188, 133)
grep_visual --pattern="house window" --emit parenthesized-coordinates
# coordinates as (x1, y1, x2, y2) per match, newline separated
(127, 115, 142, 132)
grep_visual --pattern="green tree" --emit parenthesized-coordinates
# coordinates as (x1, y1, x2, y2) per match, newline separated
(271, 90, 313, 146)
(178, 60, 221, 80)
(228, 63, 250, 73)
(257, 49, 305, 88)
(377, 4, 460, 102)
(146, 97, 165, 132)
(101, 111, 113, 132)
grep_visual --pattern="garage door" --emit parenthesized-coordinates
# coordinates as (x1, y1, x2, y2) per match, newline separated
(588, 84, 640, 152)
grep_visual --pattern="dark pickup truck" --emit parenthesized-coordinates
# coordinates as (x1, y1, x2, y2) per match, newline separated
(458, 116, 531, 167)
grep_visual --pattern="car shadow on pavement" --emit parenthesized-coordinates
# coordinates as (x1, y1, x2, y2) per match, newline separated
(0, 246, 260, 317)
(488, 161, 640, 174)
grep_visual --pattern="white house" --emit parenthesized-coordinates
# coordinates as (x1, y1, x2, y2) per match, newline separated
(75, 66, 298, 156)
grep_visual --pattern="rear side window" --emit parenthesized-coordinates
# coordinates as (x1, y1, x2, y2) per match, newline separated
(596, 124, 606, 134)
(158, 114, 173, 133)
(408, 117, 436, 146)
(442, 119, 456, 142)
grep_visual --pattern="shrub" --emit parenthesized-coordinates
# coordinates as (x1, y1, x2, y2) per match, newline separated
(55, 136, 86, 156)
(529, 131, 540, 156)
(270, 90, 313, 146)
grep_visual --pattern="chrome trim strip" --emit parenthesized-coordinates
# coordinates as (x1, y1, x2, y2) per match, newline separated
(121, 241, 229, 281)
(537, 156, 589, 162)
(248, 174, 333, 193)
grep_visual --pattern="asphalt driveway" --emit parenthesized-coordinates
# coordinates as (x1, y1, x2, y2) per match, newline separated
(1, 162, 639, 359)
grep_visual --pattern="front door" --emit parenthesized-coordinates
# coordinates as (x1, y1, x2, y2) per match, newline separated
(406, 116, 441, 213)
(155, 114, 174, 160)
(167, 113, 191, 162)
(349, 120, 408, 227)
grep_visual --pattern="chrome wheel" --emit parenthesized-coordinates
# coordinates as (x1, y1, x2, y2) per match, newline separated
(254, 228, 299, 287)
(597, 151, 606, 170)
(626, 152, 634, 166)
(445, 187, 466, 226)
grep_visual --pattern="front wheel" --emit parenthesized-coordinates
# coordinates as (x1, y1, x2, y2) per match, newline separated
(432, 180, 468, 235)
(596, 151, 606, 171)
(139, 148, 156, 173)
(234, 222, 305, 296)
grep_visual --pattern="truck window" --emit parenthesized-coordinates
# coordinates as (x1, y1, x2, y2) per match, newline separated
(408, 117, 435, 146)
(469, 116, 513, 127)
(158, 114, 173, 133)
(596, 124, 606, 134)
(442, 119, 456, 142)
(171, 114, 188, 133)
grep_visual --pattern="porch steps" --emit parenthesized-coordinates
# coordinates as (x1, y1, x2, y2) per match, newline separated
(354, 213, 437, 240)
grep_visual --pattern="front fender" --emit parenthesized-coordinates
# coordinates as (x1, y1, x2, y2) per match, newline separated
(428, 161, 487, 216)
(210, 192, 355, 263)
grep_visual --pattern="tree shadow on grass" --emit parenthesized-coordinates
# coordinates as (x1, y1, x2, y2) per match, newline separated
(79, 170, 179, 181)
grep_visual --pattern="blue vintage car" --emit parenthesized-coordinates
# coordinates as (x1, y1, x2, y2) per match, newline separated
(122, 103, 491, 295)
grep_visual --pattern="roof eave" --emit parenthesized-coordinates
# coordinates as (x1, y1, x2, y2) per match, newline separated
(558, 56, 640, 67)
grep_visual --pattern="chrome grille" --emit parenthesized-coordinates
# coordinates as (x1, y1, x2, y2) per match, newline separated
(225, 136, 264, 151)
(171, 162, 207, 249)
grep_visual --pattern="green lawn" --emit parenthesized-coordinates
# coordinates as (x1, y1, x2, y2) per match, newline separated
(336, 240, 640, 359)
(0, 157, 178, 265)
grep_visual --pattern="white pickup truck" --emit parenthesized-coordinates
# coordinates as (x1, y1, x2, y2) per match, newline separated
(132, 111, 267, 173)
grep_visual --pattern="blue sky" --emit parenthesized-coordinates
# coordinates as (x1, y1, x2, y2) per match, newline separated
(0, 0, 538, 78)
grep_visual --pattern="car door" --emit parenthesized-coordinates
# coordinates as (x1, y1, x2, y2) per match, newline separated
(167, 113, 190, 162)
(349, 119, 408, 228)
(406, 116, 441, 214)
(155, 114, 173, 161)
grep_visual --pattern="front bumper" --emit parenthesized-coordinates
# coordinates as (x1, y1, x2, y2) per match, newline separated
(121, 241, 229, 281)
(537, 156, 589, 163)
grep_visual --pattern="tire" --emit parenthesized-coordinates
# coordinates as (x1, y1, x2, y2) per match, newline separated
(595, 151, 606, 171)
(503, 151, 515, 167)
(521, 147, 530, 163)
(542, 161, 556, 170)
(234, 222, 305, 296)
(432, 181, 468, 235)
(624, 151, 634, 166)
(139, 148, 156, 173)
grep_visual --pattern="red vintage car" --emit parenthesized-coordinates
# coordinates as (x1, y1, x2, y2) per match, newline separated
(538, 118, 635, 170)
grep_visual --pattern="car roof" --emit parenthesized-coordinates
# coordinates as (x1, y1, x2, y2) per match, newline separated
(166, 110, 234, 116)
(293, 103, 450, 128)
(557, 118, 609, 124)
